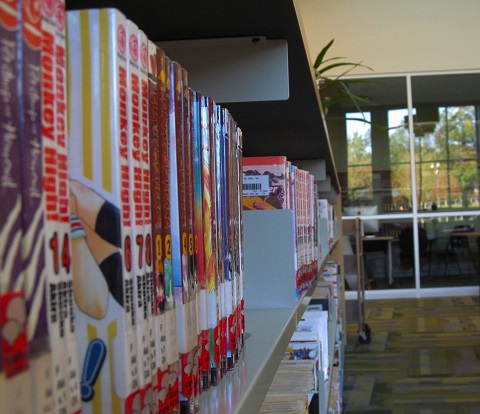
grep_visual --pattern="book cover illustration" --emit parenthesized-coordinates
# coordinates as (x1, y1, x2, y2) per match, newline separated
(242, 156, 288, 210)
(67, 9, 140, 412)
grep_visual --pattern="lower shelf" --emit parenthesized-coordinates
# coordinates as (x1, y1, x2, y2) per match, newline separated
(199, 290, 314, 414)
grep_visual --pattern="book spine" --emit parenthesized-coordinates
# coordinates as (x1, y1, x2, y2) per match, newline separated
(126, 19, 151, 410)
(67, 9, 139, 412)
(199, 96, 212, 391)
(0, 0, 31, 411)
(147, 39, 164, 413)
(181, 72, 197, 412)
(170, 61, 196, 411)
(168, 59, 182, 413)
(207, 98, 220, 386)
(211, 105, 226, 381)
(218, 107, 232, 375)
(155, 47, 174, 414)
(225, 112, 238, 367)
(191, 90, 204, 403)
(139, 28, 155, 411)
(24, 0, 66, 411)
(236, 127, 245, 348)
(54, 1, 82, 411)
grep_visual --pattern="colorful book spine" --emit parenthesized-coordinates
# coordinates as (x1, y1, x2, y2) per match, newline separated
(183, 75, 198, 413)
(190, 88, 202, 410)
(214, 104, 227, 380)
(67, 9, 140, 412)
(199, 96, 212, 391)
(235, 127, 245, 351)
(222, 108, 235, 370)
(25, 0, 73, 411)
(126, 19, 151, 409)
(209, 103, 222, 385)
(159, 51, 178, 414)
(147, 39, 165, 413)
(168, 59, 182, 413)
(170, 61, 197, 411)
(0, 0, 31, 411)
(201, 96, 220, 387)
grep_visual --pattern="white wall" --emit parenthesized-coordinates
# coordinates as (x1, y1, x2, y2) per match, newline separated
(298, 0, 480, 76)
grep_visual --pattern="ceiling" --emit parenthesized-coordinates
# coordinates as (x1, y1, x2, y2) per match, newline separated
(336, 73, 480, 111)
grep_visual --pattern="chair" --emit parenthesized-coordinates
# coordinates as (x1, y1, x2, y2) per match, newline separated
(398, 226, 432, 276)
(363, 238, 388, 282)
(444, 225, 477, 275)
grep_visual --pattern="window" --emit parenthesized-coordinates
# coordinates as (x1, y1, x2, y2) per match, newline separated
(346, 112, 372, 203)
(415, 105, 479, 210)
(333, 73, 480, 291)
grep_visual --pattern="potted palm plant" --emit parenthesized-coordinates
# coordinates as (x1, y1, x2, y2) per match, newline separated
(313, 39, 373, 124)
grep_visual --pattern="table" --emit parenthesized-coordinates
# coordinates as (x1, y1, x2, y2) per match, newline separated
(362, 236, 394, 285)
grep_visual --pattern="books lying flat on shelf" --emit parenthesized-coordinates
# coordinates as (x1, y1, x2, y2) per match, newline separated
(260, 395, 309, 414)
(268, 359, 318, 395)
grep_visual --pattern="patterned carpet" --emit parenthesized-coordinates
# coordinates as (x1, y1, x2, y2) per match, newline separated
(342, 295, 480, 413)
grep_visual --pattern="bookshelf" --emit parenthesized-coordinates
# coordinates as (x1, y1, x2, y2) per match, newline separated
(64, 0, 339, 189)
(239, 211, 341, 414)
(61, 1, 343, 413)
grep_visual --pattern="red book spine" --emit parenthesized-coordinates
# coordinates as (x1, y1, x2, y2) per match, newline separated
(148, 39, 165, 412)
(154, 47, 175, 414)
(168, 59, 182, 413)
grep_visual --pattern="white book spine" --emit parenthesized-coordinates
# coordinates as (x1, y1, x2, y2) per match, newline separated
(126, 20, 151, 407)
(67, 9, 139, 412)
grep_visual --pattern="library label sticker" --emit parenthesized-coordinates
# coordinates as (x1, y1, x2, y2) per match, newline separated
(242, 175, 269, 196)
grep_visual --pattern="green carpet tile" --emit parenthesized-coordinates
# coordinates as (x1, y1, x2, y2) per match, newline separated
(342, 295, 480, 414)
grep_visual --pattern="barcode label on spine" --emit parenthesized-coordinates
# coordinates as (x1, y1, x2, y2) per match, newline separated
(242, 175, 269, 196)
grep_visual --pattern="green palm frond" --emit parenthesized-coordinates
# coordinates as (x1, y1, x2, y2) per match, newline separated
(314, 39, 376, 123)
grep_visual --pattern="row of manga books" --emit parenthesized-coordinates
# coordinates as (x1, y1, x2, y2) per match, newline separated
(1, 4, 244, 414)
(242, 157, 319, 296)
(0, 0, 81, 413)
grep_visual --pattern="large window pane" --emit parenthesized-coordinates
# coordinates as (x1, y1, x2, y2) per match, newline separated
(331, 72, 480, 293)
(330, 76, 411, 214)
(389, 108, 412, 212)
(412, 74, 480, 213)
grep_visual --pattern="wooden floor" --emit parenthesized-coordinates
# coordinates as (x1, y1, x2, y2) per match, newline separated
(342, 295, 480, 413)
